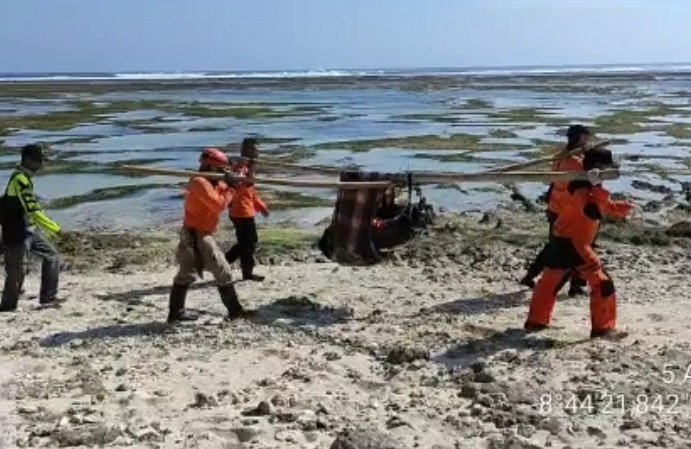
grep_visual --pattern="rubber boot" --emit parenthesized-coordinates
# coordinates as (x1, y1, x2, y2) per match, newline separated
(218, 284, 254, 320)
(590, 328, 628, 341)
(243, 272, 265, 282)
(518, 275, 536, 289)
(524, 322, 549, 333)
(241, 262, 265, 282)
(167, 284, 198, 323)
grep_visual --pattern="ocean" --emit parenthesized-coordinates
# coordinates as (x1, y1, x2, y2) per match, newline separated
(1, 63, 690, 232)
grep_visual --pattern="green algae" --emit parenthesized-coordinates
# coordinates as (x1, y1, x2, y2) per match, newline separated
(488, 128, 519, 138)
(0, 100, 328, 136)
(40, 177, 329, 212)
(256, 227, 319, 252)
(392, 113, 460, 123)
(45, 183, 180, 210)
(592, 104, 686, 135)
(664, 124, 691, 140)
(53, 136, 101, 145)
(312, 133, 484, 152)
(122, 123, 174, 134)
(464, 99, 493, 109)
(171, 103, 325, 119)
(188, 126, 226, 132)
(256, 188, 332, 210)
(0, 100, 161, 134)
(486, 107, 570, 125)
(0, 156, 176, 178)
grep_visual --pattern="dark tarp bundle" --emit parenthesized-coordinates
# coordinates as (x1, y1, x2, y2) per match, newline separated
(318, 170, 434, 266)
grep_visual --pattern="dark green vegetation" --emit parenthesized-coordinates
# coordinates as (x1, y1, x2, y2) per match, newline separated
(592, 104, 691, 135)
(488, 128, 519, 139)
(0, 100, 328, 135)
(45, 183, 180, 210)
(39, 180, 331, 212)
(256, 188, 333, 210)
(486, 107, 571, 126)
(313, 133, 490, 152)
(664, 124, 691, 140)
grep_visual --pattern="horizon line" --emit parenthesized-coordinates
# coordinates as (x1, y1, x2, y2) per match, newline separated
(4, 60, 691, 75)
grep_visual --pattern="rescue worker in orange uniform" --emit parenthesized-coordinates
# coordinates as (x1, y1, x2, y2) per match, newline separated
(167, 147, 252, 323)
(520, 125, 592, 296)
(524, 147, 633, 340)
(224, 137, 269, 281)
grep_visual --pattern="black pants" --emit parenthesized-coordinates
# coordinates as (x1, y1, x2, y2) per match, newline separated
(224, 217, 258, 276)
(525, 211, 586, 290)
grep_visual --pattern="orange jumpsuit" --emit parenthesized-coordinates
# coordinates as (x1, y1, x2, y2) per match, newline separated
(526, 181, 633, 333)
(547, 153, 583, 217)
(523, 152, 585, 285)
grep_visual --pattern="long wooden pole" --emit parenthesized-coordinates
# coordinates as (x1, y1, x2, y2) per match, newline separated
(118, 165, 392, 189)
(118, 164, 621, 188)
(411, 168, 621, 184)
(482, 140, 613, 173)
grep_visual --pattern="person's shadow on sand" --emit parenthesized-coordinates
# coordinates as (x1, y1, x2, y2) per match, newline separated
(433, 327, 590, 368)
(39, 293, 353, 348)
(423, 289, 579, 317)
(423, 290, 528, 316)
(39, 321, 173, 348)
(95, 281, 217, 303)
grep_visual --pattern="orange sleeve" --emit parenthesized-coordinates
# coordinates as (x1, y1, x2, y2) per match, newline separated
(591, 185, 633, 219)
(253, 189, 268, 214)
(188, 177, 233, 215)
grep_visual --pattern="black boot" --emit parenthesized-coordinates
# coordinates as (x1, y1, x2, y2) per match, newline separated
(568, 276, 587, 297)
(241, 263, 264, 282)
(167, 284, 198, 323)
(524, 321, 549, 333)
(218, 284, 254, 320)
(518, 275, 536, 289)
(243, 272, 265, 282)
(590, 328, 628, 341)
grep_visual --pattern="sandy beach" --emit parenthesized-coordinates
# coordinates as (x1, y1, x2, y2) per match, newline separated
(2, 204, 691, 449)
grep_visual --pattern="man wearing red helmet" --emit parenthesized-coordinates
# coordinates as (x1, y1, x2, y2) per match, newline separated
(167, 147, 252, 323)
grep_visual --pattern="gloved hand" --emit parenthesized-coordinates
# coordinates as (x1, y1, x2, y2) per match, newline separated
(586, 168, 602, 186)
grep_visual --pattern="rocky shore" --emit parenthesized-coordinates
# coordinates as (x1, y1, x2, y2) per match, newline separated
(1, 203, 691, 448)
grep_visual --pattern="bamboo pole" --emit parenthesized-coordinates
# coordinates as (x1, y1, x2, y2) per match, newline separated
(118, 165, 392, 190)
(482, 140, 613, 173)
(411, 168, 621, 184)
(118, 164, 622, 188)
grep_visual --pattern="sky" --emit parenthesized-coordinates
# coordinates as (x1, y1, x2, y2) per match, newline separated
(1, 0, 691, 73)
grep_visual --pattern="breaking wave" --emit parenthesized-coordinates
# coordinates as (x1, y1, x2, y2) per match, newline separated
(2, 63, 691, 82)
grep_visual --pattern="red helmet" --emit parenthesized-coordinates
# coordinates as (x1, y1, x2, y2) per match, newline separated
(200, 147, 229, 168)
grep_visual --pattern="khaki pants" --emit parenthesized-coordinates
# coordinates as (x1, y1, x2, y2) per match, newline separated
(173, 229, 233, 286)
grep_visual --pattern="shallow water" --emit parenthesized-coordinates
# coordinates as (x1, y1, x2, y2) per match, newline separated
(2, 73, 691, 231)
